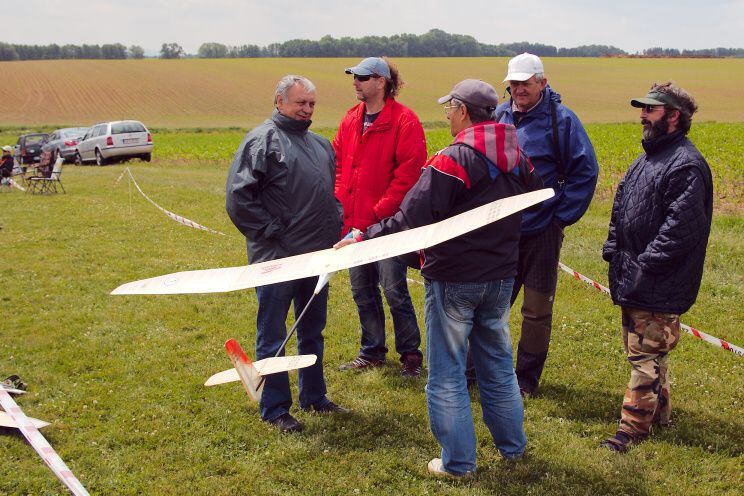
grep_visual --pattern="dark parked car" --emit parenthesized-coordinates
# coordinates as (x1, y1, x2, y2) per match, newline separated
(42, 127, 89, 163)
(14, 133, 49, 165)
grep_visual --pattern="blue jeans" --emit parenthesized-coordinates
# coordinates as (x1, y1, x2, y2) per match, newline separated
(425, 278, 526, 475)
(255, 277, 328, 421)
(349, 257, 421, 361)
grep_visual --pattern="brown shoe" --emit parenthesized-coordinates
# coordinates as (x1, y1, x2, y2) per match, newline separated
(339, 355, 384, 371)
(401, 353, 423, 378)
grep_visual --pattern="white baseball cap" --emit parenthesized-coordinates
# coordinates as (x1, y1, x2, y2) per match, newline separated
(503, 53, 544, 82)
(1, 145, 12, 152)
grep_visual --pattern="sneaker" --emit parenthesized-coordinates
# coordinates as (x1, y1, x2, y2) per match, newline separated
(305, 398, 351, 414)
(600, 431, 635, 453)
(401, 354, 423, 378)
(265, 413, 303, 433)
(339, 355, 384, 371)
(427, 458, 472, 478)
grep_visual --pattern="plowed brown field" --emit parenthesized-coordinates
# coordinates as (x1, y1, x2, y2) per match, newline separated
(1, 57, 743, 128)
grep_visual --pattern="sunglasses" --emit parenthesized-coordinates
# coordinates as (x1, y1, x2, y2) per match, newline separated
(353, 74, 381, 82)
(642, 104, 665, 113)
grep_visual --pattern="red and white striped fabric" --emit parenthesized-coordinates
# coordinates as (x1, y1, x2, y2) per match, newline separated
(558, 262, 743, 358)
(0, 388, 90, 496)
(8, 178, 26, 191)
(118, 167, 225, 235)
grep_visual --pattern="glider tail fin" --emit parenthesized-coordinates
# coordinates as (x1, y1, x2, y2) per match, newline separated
(224, 339, 264, 402)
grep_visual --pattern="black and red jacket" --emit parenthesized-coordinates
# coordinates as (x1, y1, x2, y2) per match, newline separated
(365, 122, 543, 282)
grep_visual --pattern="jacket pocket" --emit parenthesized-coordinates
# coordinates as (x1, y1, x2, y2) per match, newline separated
(617, 250, 645, 301)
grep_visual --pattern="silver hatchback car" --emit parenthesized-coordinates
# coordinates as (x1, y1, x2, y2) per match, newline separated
(75, 120, 153, 166)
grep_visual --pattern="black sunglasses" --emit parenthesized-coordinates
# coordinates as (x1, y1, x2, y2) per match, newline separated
(353, 74, 381, 82)
(642, 104, 665, 113)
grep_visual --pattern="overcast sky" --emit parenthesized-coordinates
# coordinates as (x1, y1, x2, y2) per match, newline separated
(4, 0, 743, 55)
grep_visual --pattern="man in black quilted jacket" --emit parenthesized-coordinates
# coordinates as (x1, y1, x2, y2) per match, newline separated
(601, 82, 713, 452)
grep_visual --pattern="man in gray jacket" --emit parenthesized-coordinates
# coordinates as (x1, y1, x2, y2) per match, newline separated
(226, 75, 348, 433)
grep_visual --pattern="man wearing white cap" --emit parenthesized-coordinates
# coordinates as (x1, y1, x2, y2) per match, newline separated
(335, 79, 543, 476)
(334, 57, 427, 377)
(495, 53, 599, 397)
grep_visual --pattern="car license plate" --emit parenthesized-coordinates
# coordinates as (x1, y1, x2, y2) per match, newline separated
(123, 138, 139, 144)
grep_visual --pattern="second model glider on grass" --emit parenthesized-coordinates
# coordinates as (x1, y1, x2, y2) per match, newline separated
(205, 339, 317, 401)
(111, 189, 554, 295)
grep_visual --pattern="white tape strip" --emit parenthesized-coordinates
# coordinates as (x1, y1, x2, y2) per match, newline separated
(558, 262, 743, 358)
(0, 389, 90, 496)
(8, 178, 26, 191)
(118, 168, 225, 235)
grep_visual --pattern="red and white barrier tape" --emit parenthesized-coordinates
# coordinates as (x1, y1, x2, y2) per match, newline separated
(558, 262, 743, 358)
(0, 389, 90, 495)
(117, 167, 225, 235)
(8, 178, 26, 191)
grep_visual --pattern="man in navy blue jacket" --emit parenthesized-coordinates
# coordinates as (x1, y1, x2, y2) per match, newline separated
(495, 53, 599, 396)
(601, 82, 712, 452)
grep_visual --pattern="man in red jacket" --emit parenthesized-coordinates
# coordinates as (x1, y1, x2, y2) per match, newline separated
(333, 57, 427, 377)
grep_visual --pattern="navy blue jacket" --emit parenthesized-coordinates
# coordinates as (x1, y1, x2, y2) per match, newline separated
(603, 131, 713, 314)
(496, 86, 598, 234)
(226, 110, 343, 263)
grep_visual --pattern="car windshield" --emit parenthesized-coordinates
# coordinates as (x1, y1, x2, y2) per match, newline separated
(61, 128, 88, 138)
(112, 122, 146, 134)
(25, 135, 47, 145)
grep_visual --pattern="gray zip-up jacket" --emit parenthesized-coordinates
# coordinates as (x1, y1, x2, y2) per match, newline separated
(226, 110, 343, 263)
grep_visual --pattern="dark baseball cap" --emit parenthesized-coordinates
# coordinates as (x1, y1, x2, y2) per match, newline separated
(631, 90, 682, 110)
(437, 79, 499, 110)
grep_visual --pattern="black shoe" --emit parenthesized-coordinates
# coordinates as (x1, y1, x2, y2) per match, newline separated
(600, 431, 634, 453)
(401, 353, 423, 378)
(306, 399, 351, 414)
(265, 413, 303, 433)
(339, 355, 384, 371)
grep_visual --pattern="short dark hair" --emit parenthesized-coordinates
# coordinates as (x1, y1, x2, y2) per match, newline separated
(651, 81, 697, 134)
(451, 98, 494, 124)
(382, 57, 404, 99)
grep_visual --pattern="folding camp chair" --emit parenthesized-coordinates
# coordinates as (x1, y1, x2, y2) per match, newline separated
(27, 157, 65, 195)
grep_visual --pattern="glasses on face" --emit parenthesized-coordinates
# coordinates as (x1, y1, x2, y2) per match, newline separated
(642, 104, 665, 114)
(353, 74, 380, 82)
(443, 104, 460, 116)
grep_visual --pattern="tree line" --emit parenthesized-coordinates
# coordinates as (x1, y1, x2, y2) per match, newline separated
(0, 42, 145, 61)
(2, 30, 743, 61)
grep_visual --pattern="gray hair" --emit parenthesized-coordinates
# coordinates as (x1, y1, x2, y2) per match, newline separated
(451, 98, 495, 124)
(534, 72, 545, 83)
(274, 75, 316, 105)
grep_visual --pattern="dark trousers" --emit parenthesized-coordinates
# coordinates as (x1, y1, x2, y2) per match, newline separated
(255, 277, 329, 421)
(511, 220, 564, 393)
(349, 257, 421, 361)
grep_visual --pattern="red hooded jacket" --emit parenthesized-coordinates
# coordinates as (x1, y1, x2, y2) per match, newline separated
(333, 98, 427, 235)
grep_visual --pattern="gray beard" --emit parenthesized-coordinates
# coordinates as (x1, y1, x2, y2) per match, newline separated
(642, 115, 669, 140)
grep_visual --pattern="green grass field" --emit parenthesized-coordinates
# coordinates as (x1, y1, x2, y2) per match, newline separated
(1, 123, 742, 495)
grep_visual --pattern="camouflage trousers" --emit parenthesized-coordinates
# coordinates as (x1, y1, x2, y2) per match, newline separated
(618, 306, 681, 439)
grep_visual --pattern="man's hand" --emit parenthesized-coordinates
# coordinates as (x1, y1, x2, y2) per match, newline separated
(333, 228, 362, 249)
(333, 238, 357, 249)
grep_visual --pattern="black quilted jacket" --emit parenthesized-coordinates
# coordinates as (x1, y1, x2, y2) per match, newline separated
(603, 130, 713, 314)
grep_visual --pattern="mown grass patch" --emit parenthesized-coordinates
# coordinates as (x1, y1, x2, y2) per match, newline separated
(0, 126, 742, 495)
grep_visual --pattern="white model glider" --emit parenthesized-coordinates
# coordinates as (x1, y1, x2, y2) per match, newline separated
(0, 387, 90, 496)
(111, 188, 554, 295)
(206, 339, 317, 401)
(0, 410, 50, 429)
(0, 386, 48, 428)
